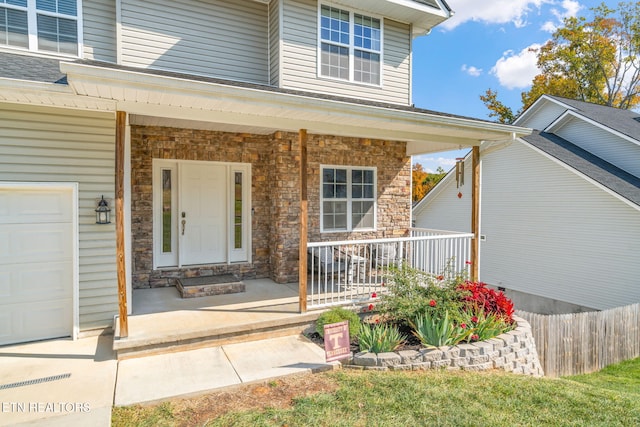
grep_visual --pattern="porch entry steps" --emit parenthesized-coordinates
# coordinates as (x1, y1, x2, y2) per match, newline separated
(112, 311, 322, 360)
(176, 274, 245, 298)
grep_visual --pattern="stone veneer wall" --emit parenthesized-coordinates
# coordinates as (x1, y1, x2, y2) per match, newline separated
(130, 127, 411, 288)
(349, 316, 544, 376)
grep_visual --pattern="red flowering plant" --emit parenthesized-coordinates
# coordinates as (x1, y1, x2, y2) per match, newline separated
(377, 263, 516, 347)
(457, 281, 514, 323)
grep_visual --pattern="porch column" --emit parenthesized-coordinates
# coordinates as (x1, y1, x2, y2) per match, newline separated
(298, 129, 308, 313)
(471, 145, 480, 281)
(116, 111, 129, 337)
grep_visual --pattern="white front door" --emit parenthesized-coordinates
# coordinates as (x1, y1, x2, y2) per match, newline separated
(0, 184, 76, 345)
(153, 160, 251, 268)
(180, 163, 227, 265)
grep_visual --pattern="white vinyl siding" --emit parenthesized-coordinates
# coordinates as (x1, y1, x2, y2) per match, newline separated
(269, 0, 280, 86)
(280, 0, 410, 105)
(553, 118, 640, 178)
(81, 0, 115, 62)
(413, 159, 471, 233)
(480, 141, 640, 310)
(0, 103, 117, 330)
(120, 0, 269, 84)
(516, 102, 566, 130)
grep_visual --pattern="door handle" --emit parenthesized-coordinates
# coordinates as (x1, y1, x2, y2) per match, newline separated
(181, 219, 186, 235)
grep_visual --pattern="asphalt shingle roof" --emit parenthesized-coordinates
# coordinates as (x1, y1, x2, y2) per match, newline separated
(522, 130, 640, 206)
(0, 52, 67, 84)
(0, 52, 495, 123)
(547, 95, 640, 143)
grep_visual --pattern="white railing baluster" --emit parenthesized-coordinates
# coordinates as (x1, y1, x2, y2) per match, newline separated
(305, 228, 474, 309)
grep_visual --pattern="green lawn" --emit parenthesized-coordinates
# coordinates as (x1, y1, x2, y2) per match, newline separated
(112, 357, 640, 426)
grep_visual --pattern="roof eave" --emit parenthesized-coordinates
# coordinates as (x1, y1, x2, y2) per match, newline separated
(58, 62, 530, 154)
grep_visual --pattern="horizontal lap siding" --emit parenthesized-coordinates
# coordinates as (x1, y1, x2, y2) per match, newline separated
(0, 103, 117, 330)
(480, 141, 640, 310)
(82, 0, 117, 62)
(269, 0, 280, 86)
(413, 161, 472, 233)
(554, 119, 640, 177)
(120, 0, 269, 84)
(281, 0, 410, 105)
(518, 103, 565, 130)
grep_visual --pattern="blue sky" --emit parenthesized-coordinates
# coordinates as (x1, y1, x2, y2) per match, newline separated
(410, 0, 615, 173)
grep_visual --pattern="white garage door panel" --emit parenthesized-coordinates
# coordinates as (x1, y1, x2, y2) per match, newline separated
(0, 261, 73, 303)
(0, 184, 75, 346)
(0, 299, 72, 345)
(0, 223, 73, 264)
(0, 189, 72, 223)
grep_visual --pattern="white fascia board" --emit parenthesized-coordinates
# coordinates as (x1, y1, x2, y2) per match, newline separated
(60, 62, 530, 145)
(546, 110, 640, 147)
(514, 95, 576, 126)
(0, 77, 116, 111)
(521, 138, 640, 212)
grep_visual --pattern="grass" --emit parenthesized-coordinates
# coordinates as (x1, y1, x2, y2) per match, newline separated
(112, 357, 640, 427)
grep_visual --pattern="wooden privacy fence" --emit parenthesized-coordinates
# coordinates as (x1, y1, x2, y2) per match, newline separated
(518, 303, 640, 377)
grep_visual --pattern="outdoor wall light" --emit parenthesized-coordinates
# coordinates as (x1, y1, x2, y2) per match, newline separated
(95, 195, 111, 224)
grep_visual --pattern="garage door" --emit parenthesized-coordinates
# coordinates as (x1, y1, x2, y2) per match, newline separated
(0, 185, 75, 345)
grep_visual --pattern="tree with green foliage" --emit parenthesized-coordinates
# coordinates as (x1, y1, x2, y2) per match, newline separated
(482, 1, 640, 123)
(412, 163, 446, 202)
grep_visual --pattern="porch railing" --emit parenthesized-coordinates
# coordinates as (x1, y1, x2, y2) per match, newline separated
(306, 228, 474, 309)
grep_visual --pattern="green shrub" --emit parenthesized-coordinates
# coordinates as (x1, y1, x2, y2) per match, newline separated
(410, 310, 469, 347)
(378, 265, 467, 324)
(315, 307, 361, 338)
(459, 307, 514, 343)
(358, 323, 405, 354)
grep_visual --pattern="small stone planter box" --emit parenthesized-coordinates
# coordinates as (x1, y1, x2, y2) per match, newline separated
(348, 315, 544, 376)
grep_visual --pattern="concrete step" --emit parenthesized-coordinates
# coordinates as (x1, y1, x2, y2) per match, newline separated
(112, 311, 323, 360)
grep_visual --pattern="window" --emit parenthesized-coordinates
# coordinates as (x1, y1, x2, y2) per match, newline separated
(321, 166, 376, 232)
(0, 0, 79, 55)
(319, 5, 381, 85)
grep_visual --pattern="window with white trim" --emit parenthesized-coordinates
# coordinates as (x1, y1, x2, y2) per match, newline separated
(321, 166, 376, 232)
(319, 4, 381, 85)
(0, 0, 79, 55)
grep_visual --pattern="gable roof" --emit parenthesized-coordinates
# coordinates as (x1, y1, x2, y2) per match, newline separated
(521, 95, 640, 143)
(522, 131, 640, 207)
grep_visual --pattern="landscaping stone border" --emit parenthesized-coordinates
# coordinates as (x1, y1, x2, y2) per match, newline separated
(348, 315, 544, 376)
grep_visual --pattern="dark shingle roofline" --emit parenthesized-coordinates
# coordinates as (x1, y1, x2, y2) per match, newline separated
(522, 130, 640, 207)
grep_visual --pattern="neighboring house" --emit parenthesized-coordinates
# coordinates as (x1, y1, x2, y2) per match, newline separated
(0, 0, 528, 346)
(414, 95, 640, 313)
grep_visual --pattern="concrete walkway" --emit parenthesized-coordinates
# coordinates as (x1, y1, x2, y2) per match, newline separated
(0, 334, 334, 426)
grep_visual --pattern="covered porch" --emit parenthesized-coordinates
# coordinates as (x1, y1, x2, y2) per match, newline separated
(57, 61, 530, 344)
(114, 228, 474, 358)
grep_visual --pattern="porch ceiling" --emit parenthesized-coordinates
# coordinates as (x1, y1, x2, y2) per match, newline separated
(60, 62, 531, 156)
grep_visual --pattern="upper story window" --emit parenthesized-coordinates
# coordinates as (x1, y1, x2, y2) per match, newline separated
(319, 5, 381, 85)
(321, 166, 376, 232)
(0, 0, 79, 56)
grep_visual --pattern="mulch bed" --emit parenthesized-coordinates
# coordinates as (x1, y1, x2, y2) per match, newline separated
(306, 322, 424, 353)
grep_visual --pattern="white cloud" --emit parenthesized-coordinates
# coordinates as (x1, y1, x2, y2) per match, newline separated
(543, 0, 583, 32)
(440, 0, 551, 30)
(490, 44, 542, 89)
(461, 64, 483, 77)
(541, 20, 557, 33)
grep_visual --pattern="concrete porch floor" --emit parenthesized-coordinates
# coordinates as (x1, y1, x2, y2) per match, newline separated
(113, 279, 324, 358)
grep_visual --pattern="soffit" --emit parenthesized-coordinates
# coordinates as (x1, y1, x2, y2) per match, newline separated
(329, 0, 451, 35)
(60, 62, 531, 155)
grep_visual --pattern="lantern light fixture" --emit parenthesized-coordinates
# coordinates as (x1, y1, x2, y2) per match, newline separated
(95, 195, 111, 224)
